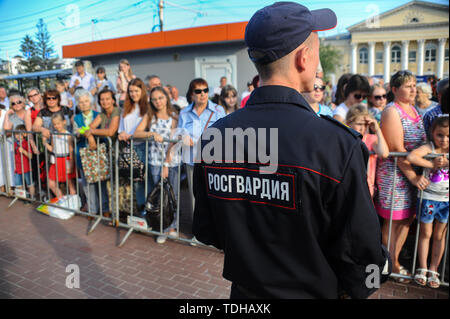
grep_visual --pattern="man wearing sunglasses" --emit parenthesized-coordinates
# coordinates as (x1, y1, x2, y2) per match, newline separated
(193, 2, 390, 299)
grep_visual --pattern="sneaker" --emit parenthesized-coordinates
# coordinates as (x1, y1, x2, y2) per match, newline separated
(156, 235, 168, 244)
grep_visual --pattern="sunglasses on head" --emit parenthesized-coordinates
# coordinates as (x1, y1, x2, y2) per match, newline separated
(11, 101, 23, 106)
(353, 94, 367, 100)
(314, 85, 326, 91)
(194, 88, 209, 94)
(46, 96, 57, 100)
(374, 94, 387, 100)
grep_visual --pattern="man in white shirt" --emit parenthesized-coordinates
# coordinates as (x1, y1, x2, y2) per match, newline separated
(213, 76, 227, 96)
(69, 61, 94, 96)
(0, 86, 9, 110)
(241, 81, 254, 100)
(169, 85, 188, 109)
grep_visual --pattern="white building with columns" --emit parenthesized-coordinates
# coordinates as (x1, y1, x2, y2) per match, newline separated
(322, 1, 448, 83)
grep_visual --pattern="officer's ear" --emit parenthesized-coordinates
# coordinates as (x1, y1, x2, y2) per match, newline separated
(294, 45, 309, 73)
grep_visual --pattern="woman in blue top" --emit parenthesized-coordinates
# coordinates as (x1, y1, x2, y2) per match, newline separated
(177, 78, 226, 230)
(73, 90, 109, 217)
(303, 77, 333, 117)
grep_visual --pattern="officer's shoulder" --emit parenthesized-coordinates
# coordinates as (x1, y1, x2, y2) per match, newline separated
(319, 115, 362, 139)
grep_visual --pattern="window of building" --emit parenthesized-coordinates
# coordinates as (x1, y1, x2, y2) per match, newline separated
(391, 45, 401, 63)
(376, 51, 383, 64)
(408, 51, 416, 62)
(445, 48, 449, 61)
(425, 44, 436, 62)
(359, 47, 368, 64)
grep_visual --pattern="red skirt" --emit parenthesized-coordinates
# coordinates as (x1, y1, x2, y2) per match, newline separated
(48, 156, 76, 182)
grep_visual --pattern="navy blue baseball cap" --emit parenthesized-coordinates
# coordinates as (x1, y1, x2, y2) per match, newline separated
(245, 2, 337, 65)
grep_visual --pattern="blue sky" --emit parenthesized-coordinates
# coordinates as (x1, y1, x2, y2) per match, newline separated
(0, 0, 448, 60)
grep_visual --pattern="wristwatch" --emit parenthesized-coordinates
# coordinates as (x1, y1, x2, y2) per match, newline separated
(163, 162, 170, 167)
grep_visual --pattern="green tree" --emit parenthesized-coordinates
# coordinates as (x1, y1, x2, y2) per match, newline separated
(35, 18, 57, 70)
(19, 34, 39, 72)
(319, 43, 342, 82)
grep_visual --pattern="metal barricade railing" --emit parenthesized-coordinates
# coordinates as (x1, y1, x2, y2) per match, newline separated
(75, 134, 115, 233)
(377, 151, 449, 287)
(0, 130, 115, 233)
(113, 136, 195, 247)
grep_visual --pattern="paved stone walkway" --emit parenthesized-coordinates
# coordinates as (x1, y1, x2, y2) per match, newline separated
(0, 195, 448, 299)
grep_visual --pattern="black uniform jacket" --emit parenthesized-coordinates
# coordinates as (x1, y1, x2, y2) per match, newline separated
(193, 85, 391, 299)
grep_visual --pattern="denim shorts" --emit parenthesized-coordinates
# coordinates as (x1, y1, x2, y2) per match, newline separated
(14, 172, 34, 187)
(418, 199, 449, 224)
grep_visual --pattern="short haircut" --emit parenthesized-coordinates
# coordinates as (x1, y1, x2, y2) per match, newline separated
(26, 87, 40, 98)
(9, 94, 26, 108)
(146, 74, 161, 82)
(390, 70, 416, 89)
(43, 89, 61, 106)
(75, 60, 84, 67)
(74, 89, 93, 105)
(186, 78, 208, 104)
(254, 32, 315, 81)
(416, 82, 432, 99)
(344, 74, 370, 98)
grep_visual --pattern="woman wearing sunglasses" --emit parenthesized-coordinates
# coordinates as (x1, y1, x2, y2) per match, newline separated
(332, 74, 370, 124)
(3, 95, 36, 191)
(33, 90, 74, 140)
(177, 78, 226, 241)
(303, 77, 333, 117)
(368, 83, 388, 123)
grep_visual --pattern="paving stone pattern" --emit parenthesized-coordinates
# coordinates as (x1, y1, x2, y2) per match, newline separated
(0, 195, 448, 299)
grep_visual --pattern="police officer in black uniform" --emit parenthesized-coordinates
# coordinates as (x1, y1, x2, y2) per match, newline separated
(192, 2, 391, 299)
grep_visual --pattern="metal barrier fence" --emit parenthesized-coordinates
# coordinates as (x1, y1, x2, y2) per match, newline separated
(0, 131, 448, 287)
(0, 129, 115, 233)
(374, 151, 449, 287)
(112, 136, 192, 247)
(0, 130, 204, 247)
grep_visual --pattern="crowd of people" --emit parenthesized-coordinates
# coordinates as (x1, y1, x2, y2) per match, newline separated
(304, 71, 448, 289)
(0, 59, 448, 287)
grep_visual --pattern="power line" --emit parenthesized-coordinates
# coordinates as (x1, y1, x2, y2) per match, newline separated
(0, 0, 148, 44)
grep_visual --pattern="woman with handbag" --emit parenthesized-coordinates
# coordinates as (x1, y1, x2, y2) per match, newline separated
(134, 86, 180, 243)
(73, 89, 110, 218)
(117, 78, 149, 217)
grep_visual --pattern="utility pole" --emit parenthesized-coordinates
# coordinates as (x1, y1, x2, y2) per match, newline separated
(158, 0, 164, 31)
